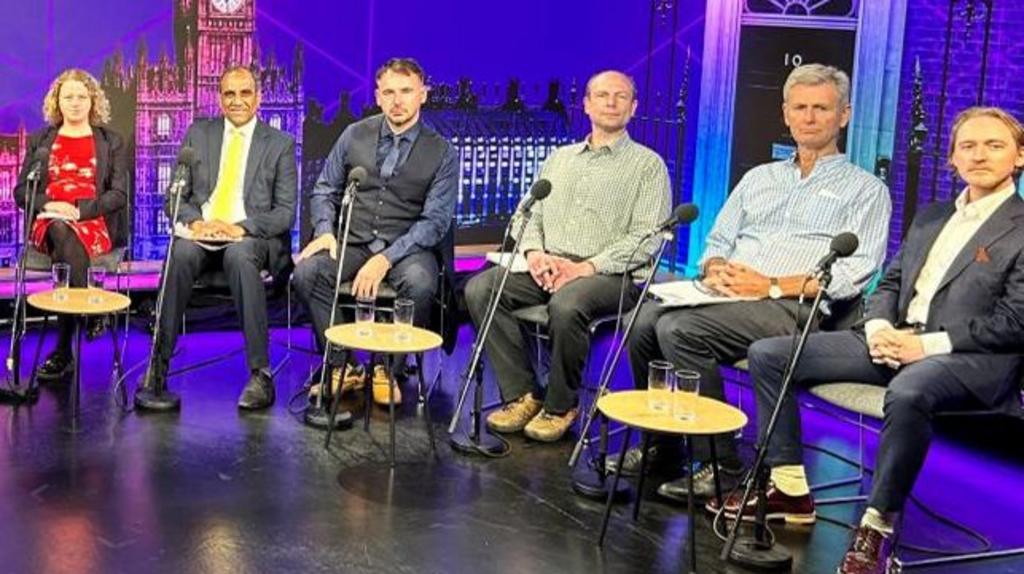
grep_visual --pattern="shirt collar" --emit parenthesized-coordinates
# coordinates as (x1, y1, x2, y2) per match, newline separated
(224, 116, 258, 138)
(787, 151, 847, 171)
(380, 118, 421, 144)
(954, 182, 1017, 220)
(580, 131, 632, 156)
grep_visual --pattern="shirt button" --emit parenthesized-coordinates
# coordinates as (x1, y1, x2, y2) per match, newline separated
(373, 229, 378, 235)
(378, 201, 383, 205)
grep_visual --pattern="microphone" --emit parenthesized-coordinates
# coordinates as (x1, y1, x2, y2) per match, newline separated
(167, 146, 196, 196)
(814, 232, 859, 274)
(347, 165, 368, 188)
(341, 166, 368, 206)
(516, 179, 552, 216)
(25, 148, 50, 181)
(645, 203, 699, 237)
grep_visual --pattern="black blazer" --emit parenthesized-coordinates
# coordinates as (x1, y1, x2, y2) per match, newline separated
(13, 125, 129, 248)
(170, 117, 298, 275)
(865, 194, 1024, 409)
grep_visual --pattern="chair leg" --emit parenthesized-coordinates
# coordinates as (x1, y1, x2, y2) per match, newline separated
(815, 413, 870, 505)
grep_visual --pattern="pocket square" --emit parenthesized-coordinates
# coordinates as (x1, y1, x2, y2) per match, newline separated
(975, 246, 991, 263)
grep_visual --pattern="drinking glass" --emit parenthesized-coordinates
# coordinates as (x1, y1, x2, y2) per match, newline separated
(393, 298, 414, 342)
(355, 296, 375, 336)
(673, 369, 700, 421)
(647, 360, 674, 413)
(51, 263, 70, 302)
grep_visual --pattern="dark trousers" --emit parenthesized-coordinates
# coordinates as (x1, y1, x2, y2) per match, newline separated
(463, 268, 639, 414)
(627, 300, 816, 468)
(292, 246, 438, 355)
(156, 237, 271, 372)
(748, 330, 985, 513)
(45, 222, 90, 355)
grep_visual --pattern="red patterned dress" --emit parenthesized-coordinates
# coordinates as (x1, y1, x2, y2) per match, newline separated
(30, 133, 112, 257)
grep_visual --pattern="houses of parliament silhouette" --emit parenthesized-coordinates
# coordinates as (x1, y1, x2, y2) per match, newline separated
(0, 0, 574, 265)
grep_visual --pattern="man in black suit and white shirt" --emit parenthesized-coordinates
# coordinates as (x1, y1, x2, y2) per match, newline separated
(713, 107, 1024, 574)
(136, 66, 297, 411)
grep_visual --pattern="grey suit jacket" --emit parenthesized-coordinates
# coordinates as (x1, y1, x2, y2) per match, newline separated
(167, 117, 297, 274)
(865, 194, 1024, 409)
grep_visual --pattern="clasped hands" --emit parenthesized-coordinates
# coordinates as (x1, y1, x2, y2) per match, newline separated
(297, 232, 391, 299)
(700, 258, 771, 298)
(526, 251, 594, 293)
(42, 201, 80, 220)
(190, 219, 245, 241)
(867, 327, 925, 369)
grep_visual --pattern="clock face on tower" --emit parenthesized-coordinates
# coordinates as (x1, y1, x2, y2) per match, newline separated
(211, 0, 243, 13)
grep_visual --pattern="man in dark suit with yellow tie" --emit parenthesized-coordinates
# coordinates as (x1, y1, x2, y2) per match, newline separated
(714, 107, 1024, 574)
(136, 66, 297, 411)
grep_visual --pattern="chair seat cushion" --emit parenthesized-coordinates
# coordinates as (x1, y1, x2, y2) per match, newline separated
(809, 382, 886, 419)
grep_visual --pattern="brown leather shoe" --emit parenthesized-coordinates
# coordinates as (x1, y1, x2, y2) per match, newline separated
(486, 394, 543, 433)
(372, 365, 402, 406)
(704, 480, 816, 525)
(837, 526, 892, 574)
(308, 364, 365, 400)
(523, 408, 578, 442)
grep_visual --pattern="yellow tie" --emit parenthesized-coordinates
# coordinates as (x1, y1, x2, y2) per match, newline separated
(210, 129, 244, 221)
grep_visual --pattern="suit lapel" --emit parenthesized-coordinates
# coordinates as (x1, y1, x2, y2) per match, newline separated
(243, 121, 269, 203)
(207, 118, 224, 196)
(934, 195, 1024, 293)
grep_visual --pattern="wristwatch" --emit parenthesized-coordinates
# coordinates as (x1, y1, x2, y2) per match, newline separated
(768, 277, 783, 300)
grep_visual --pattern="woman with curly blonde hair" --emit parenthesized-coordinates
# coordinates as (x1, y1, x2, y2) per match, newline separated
(13, 68, 128, 380)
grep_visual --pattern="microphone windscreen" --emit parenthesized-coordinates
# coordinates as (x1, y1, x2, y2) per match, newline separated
(176, 146, 196, 167)
(347, 166, 369, 187)
(830, 232, 859, 257)
(32, 147, 50, 164)
(529, 178, 552, 200)
(673, 203, 699, 225)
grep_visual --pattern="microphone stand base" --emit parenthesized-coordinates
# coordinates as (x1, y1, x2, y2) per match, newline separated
(449, 430, 509, 457)
(727, 536, 793, 572)
(571, 465, 631, 503)
(134, 388, 182, 412)
(304, 405, 352, 430)
(0, 386, 39, 405)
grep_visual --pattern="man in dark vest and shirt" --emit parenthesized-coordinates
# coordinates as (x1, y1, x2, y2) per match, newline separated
(294, 57, 457, 406)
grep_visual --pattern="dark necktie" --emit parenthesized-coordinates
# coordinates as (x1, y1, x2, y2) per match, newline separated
(380, 135, 406, 179)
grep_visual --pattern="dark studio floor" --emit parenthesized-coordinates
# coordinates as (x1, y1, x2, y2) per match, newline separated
(0, 318, 1022, 574)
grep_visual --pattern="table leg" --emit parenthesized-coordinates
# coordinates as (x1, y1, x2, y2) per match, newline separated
(364, 354, 374, 432)
(709, 436, 724, 507)
(325, 349, 350, 449)
(633, 432, 652, 521)
(598, 427, 633, 547)
(387, 354, 396, 468)
(686, 435, 696, 574)
(69, 317, 82, 433)
(417, 353, 436, 453)
(110, 312, 126, 408)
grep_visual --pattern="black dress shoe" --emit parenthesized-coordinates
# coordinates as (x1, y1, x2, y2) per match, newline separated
(657, 463, 744, 503)
(605, 442, 682, 477)
(238, 371, 275, 410)
(85, 316, 107, 341)
(35, 351, 72, 382)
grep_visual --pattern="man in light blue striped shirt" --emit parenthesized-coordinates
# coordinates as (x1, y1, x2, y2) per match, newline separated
(619, 64, 891, 503)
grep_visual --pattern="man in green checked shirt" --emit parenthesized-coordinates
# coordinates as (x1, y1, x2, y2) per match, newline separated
(465, 70, 672, 443)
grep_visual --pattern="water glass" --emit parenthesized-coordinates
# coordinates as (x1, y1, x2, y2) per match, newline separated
(88, 266, 107, 305)
(51, 263, 70, 302)
(355, 296, 375, 336)
(393, 298, 414, 342)
(647, 360, 674, 413)
(673, 369, 700, 421)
